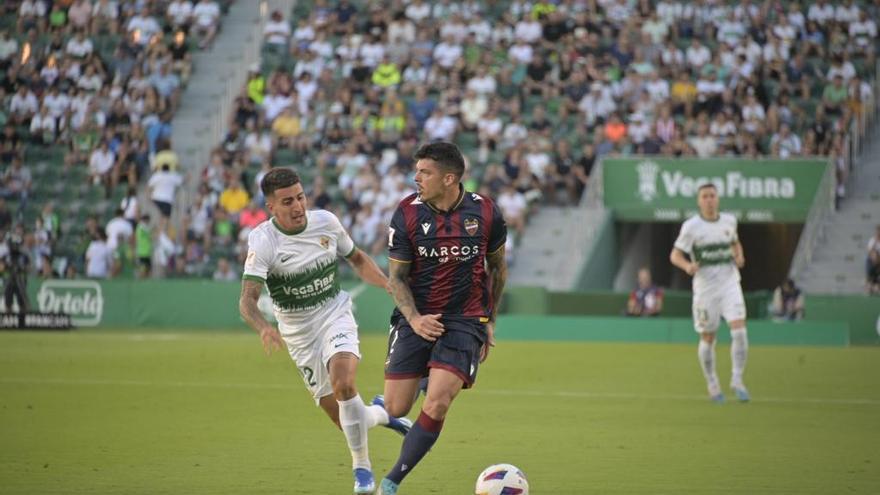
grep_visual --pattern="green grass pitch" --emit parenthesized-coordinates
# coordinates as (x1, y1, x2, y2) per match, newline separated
(1, 330, 878, 494)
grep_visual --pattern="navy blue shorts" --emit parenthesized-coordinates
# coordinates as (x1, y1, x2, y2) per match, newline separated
(384, 317, 485, 388)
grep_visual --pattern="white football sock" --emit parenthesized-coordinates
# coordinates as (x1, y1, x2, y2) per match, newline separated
(730, 328, 748, 386)
(338, 394, 371, 470)
(698, 338, 720, 392)
(364, 403, 389, 427)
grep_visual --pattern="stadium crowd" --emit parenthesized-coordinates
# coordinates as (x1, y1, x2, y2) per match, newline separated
(0, 0, 228, 283)
(1, 0, 878, 282)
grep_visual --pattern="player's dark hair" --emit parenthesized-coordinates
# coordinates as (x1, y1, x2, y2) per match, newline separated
(260, 167, 301, 197)
(414, 141, 466, 178)
(697, 183, 717, 192)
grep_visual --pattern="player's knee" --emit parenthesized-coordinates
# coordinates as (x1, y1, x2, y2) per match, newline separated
(700, 332, 716, 343)
(422, 394, 453, 420)
(384, 395, 414, 418)
(331, 377, 357, 401)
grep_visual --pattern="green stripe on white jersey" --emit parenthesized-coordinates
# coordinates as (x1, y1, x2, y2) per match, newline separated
(243, 210, 356, 318)
(674, 212, 741, 294)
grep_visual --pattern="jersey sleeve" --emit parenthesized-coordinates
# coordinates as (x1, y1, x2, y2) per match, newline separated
(242, 229, 273, 282)
(387, 206, 413, 263)
(673, 221, 693, 254)
(487, 200, 508, 254)
(729, 215, 739, 243)
(326, 211, 356, 258)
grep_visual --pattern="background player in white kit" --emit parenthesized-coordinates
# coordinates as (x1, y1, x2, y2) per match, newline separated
(239, 168, 411, 494)
(670, 183, 750, 403)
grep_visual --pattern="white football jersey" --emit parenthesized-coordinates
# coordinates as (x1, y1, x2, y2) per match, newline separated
(674, 212, 741, 294)
(243, 210, 356, 333)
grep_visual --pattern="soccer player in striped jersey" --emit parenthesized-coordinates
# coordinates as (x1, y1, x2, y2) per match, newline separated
(376, 142, 508, 495)
(671, 183, 750, 403)
(239, 168, 411, 494)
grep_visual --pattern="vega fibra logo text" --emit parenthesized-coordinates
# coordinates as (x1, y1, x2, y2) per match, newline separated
(637, 161, 796, 202)
(37, 280, 103, 326)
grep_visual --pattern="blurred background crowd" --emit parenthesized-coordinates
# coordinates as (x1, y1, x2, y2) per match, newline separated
(0, 0, 876, 283)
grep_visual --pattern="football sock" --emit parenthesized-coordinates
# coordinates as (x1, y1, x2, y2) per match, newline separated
(338, 394, 371, 471)
(697, 338, 719, 390)
(730, 328, 748, 386)
(364, 402, 390, 428)
(386, 410, 443, 484)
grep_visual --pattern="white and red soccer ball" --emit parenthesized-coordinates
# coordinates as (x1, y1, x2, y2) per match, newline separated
(475, 463, 529, 495)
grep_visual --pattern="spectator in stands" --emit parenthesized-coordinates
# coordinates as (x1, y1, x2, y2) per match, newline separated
(496, 183, 527, 236)
(167, 0, 194, 33)
(867, 225, 880, 295)
(85, 227, 113, 279)
(219, 176, 250, 220)
(192, 0, 220, 49)
(212, 256, 238, 282)
(822, 74, 848, 116)
(771, 278, 805, 321)
(2, 156, 32, 206)
(88, 140, 116, 194)
(148, 164, 183, 224)
(626, 268, 664, 317)
(770, 123, 803, 158)
(105, 208, 133, 252)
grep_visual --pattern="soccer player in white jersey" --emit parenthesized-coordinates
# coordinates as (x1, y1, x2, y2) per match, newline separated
(239, 168, 411, 494)
(670, 183, 750, 403)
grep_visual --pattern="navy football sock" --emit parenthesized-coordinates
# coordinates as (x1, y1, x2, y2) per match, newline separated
(386, 410, 444, 484)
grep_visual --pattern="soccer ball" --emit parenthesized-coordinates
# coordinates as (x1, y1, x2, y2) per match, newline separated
(475, 463, 529, 495)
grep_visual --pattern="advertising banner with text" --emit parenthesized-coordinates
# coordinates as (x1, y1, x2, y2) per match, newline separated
(602, 158, 830, 222)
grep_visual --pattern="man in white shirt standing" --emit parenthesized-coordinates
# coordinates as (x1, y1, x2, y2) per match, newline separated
(148, 164, 183, 225)
(86, 228, 114, 279)
(671, 183, 750, 403)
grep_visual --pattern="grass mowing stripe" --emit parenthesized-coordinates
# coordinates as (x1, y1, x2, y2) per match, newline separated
(3, 377, 879, 406)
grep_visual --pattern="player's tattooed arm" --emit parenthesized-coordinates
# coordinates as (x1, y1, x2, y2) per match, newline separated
(388, 259, 419, 322)
(388, 259, 445, 340)
(239, 279, 283, 355)
(486, 246, 508, 322)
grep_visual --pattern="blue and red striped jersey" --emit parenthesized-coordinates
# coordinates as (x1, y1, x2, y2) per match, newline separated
(388, 186, 507, 321)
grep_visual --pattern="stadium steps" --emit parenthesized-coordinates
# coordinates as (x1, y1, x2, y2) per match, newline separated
(508, 205, 608, 291)
(170, 0, 268, 178)
(796, 126, 880, 295)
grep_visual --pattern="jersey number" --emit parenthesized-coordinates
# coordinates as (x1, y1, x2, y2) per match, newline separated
(388, 227, 395, 248)
(299, 366, 317, 387)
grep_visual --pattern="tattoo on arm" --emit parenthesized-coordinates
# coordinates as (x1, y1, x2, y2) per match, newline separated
(388, 260, 420, 321)
(239, 280, 272, 334)
(486, 247, 508, 321)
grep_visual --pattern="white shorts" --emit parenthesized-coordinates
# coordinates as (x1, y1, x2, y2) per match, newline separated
(279, 304, 361, 404)
(692, 282, 747, 333)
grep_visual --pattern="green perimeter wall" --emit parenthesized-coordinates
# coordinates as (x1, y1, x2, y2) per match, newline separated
(504, 287, 879, 346)
(20, 278, 877, 345)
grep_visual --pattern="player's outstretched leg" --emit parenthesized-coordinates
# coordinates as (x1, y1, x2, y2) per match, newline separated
(698, 333, 724, 403)
(380, 368, 462, 492)
(729, 324, 749, 402)
(328, 353, 386, 494)
(372, 395, 413, 436)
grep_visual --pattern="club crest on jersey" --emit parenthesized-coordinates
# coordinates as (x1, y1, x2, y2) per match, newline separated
(320, 236, 330, 250)
(464, 218, 479, 236)
(421, 222, 431, 235)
